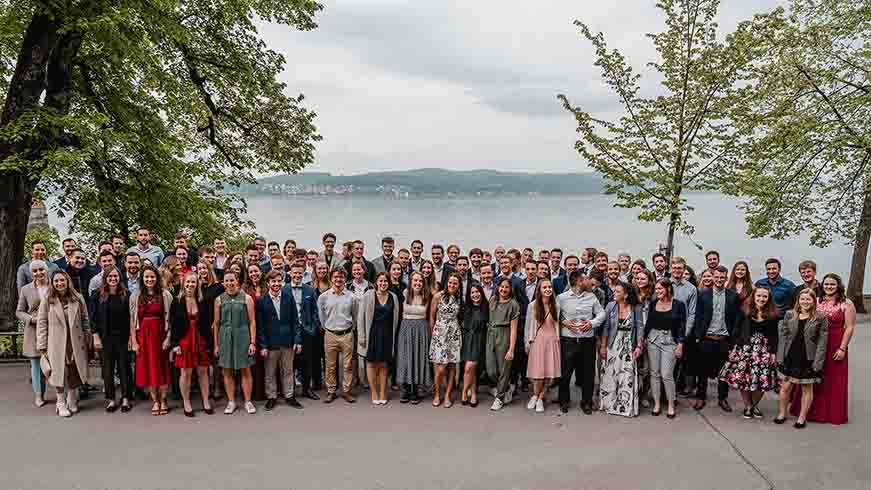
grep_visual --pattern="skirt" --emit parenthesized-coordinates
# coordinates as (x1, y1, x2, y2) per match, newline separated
(719, 332, 779, 392)
(175, 325, 211, 369)
(219, 322, 254, 370)
(136, 315, 171, 388)
(461, 327, 485, 363)
(526, 327, 561, 380)
(396, 318, 433, 386)
(599, 330, 639, 417)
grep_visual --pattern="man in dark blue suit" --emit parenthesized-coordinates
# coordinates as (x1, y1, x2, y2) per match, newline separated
(256, 270, 304, 410)
(286, 261, 323, 400)
(552, 255, 580, 295)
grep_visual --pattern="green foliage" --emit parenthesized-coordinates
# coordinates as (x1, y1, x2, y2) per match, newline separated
(559, 0, 753, 253)
(1, 0, 323, 249)
(727, 0, 871, 247)
(23, 224, 61, 262)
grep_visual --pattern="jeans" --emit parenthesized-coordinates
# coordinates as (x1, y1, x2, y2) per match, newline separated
(29, 359, 46, 395)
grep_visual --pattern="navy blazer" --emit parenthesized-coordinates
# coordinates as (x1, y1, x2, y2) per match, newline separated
(552, 276, 569, 296)
(690, 288, 738, 340)
(283, 283, 320, 337)
(255, 291, 303, 349)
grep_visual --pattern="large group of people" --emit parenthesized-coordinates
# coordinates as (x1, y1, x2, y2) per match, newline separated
(16, 230, 856, 428)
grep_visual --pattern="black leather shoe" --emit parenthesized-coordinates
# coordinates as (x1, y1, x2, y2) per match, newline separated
(265, 398, 277, 411)
(302, 389, 320, 401)
(582, 404, 593, 415)
(560, 404, 569, 414)
(286, 397, 303, 409)
(718, 399, 733, 413)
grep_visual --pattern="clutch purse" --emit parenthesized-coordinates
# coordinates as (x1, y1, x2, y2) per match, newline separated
(40, 355, 51, 378)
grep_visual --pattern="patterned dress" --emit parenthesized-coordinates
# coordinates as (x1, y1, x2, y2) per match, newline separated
(719, 318, 779, 392)
(429, 297, 461, 364)
(599, 315, 639, 417)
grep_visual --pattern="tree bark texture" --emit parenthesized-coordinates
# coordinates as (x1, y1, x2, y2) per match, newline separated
(847, 173, 871, 313)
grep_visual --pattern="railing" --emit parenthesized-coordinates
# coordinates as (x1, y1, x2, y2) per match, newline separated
(0, 331, 27, 363)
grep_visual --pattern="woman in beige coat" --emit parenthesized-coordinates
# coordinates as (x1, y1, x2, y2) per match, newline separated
(36, 271, 91, 418)
(16, 259, 51, 407)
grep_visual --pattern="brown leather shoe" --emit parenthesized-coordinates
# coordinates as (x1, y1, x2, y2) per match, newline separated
(341, 392, 356, 404)
(324, 392, 337, 404)
(718, 399, 733, 413)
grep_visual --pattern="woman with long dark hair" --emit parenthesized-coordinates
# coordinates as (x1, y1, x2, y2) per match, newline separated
(396, 272, 432, 404)
(130, 265, 173, 416)
(727, 261, 753, 304)
(719, 287, 780, 419)
(460, 283, 488, 407)
(790, 273, 855, 424)
(524, 278, 560, 414)
(91, 266, 132, 413)
(244, 263, 266, 299)
(487, 277, 519, 411)
(429, 273, 463, 407)
(196, 259, 225, 401)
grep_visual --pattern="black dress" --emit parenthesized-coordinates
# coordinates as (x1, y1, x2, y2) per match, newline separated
(780, 319, 820, 384)
(367, 294, 394, 363)
(461, 306, 488, 363)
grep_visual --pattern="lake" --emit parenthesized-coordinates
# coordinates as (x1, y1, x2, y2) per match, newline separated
(243, 193, 868, 285)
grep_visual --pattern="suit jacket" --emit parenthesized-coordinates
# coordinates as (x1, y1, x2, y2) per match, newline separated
(255, 291, 303, 349)
(36, 293, 90, 388)
(777, 311, 828, 373)
(552, 275, 569, 296)
(283, 283, 320, 336)
(344, 258, 376, 283)
(434, 262, 455, 291)
(690, 287, 739, 340)
(16, 283, 44, 357)
(371, 255, 395, 275)
(169, 295, 214, 353)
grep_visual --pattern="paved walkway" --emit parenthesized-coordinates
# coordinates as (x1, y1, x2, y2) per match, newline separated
(2, 319, 867, 490)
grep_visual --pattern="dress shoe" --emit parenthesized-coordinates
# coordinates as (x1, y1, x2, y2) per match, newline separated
(559, 404, 569, 414)
(693, 400, 706, 411)
(303, 389, 320, 401)
(265, 398, 277, 411)
(717, 399, 732, 413)
(324, 392, 337, 404)
(286, 397, 303, 409)
(342, 392, 356, 403)
(582, 404, 593, 415)
(184, 409, 195, 418)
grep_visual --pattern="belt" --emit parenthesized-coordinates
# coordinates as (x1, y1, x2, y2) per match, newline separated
(703, 335, 728, 341)
(327, 328, 353, 336)
(560, 337, 591, 343)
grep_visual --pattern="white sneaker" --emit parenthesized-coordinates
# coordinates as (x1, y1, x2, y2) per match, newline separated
(379, 399, 388, 405)
(535, 399, 545, 413)
(35, 394, 45, 408)
(56, 394, 71, 418)
(526, 396, 538, 410)
(504, 387, 513, 405)
(245, 401, 256, 414)
(224, 401, 237, 414)
(67, 389, 79, 414)
(372, 399, 380, 406)
(490, 398, 504, 411)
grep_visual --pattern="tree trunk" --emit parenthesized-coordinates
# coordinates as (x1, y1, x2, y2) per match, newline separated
(665, 211, 678, 264)
(846, 174, 871, 314)
(0, 176, 34, 330)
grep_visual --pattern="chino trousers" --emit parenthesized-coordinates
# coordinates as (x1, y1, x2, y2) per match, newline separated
(264, 347, 296, 399)
(324, 330, 354, 394)
(559, 337, 596, 406)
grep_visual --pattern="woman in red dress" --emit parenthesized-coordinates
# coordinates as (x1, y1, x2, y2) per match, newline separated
(170, 272, 214, 417)
(791, 273, 856, 424)
(130, 266, 173, 416)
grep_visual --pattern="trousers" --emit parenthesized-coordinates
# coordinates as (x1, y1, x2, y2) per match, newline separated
(559, 337, 596, 405)
(647, 329, 677, 404)
(299, 332, 323, 390)
(101, 338, 131, 401)
(264, 347, 296, 399)
(485, 326, 513, 398)
(324, 330, 354, 394)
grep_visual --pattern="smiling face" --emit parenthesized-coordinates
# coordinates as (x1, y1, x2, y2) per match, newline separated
(469, 286, 482, 305)
(143, 269, 158, 291)
(766, 262, 780, 281)
(411, 241, 423, 259)
(480, 265, 493, 284)
(184, 274, 198, 295)
(31, 263, 47, 283)
(539, 280, 553, 298)
(421, 261, 433, 278)
(431, 247, 444, 264)
(654, 283, 668, 301)
(247, 264, 261, 284)
(497, 280, 512, 300)
(446, 275, 459, 295)
(106, 269, 121, 288)
(389, 263, 403, 282)
(753, 287, 770, 309)
(376, 275, 389, 292)
(31, 242, 47, 261)
(52, 273, 68, 293)
(799, 266, 816, 284)
(411, 273, 423, 293)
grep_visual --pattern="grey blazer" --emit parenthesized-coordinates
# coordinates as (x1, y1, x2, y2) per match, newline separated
(600, 302, 644, 349)
(777, 311, 828, 373)
(16, 283, 45, 358)
(356, 290, 400, 358)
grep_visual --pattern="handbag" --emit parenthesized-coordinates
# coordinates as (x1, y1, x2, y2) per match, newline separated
(40, 354, 51, 378)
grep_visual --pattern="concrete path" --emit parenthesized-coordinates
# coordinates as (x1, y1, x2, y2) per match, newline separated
(2, 319, 867, 490)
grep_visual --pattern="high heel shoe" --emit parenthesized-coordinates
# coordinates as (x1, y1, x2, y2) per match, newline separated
(202, 402, 215, 415)
(184, 409, 195, 418)
(666, 412, 676, 419)
(793, 421, 807, 429)
(652, 409, 661, 416)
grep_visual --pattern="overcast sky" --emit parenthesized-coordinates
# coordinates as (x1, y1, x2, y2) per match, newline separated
(258, 0, 780, 175)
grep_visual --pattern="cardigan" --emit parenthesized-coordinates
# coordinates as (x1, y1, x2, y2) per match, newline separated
(524, 301, 561, 346)
(600, 302, 644, 349)
(643, 299, 687, 344)
(129, 290, 173, 333)
(169, 295, 216, 353)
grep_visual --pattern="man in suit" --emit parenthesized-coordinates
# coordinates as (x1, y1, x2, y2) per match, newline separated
(256, 270, 304, 410)
(550, 248, 566, 282)
(286, 261, 322, 400)
(54, 237, 78, 270)
(455, 256, 476, 301)
(553, 255, 579, 295)
(371, 236, 395, 275)
(690, 265, 738, 412)
(431, 244, 454, 291)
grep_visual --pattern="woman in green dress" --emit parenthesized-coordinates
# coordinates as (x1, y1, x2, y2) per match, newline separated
(212, 271, 257, 415)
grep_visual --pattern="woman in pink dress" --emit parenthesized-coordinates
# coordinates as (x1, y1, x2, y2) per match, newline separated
(525, 279, 561, 414)
(791, 273, 855, 424)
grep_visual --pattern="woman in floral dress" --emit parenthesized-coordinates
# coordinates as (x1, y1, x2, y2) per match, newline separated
(719, 287, 780, 419)
(429, 273, 463, 407)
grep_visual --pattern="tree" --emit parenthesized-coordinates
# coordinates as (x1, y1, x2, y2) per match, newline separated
(0, 0, 323, 329)
(559, 0, 753, 260)
(727, 0, 871, 311)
